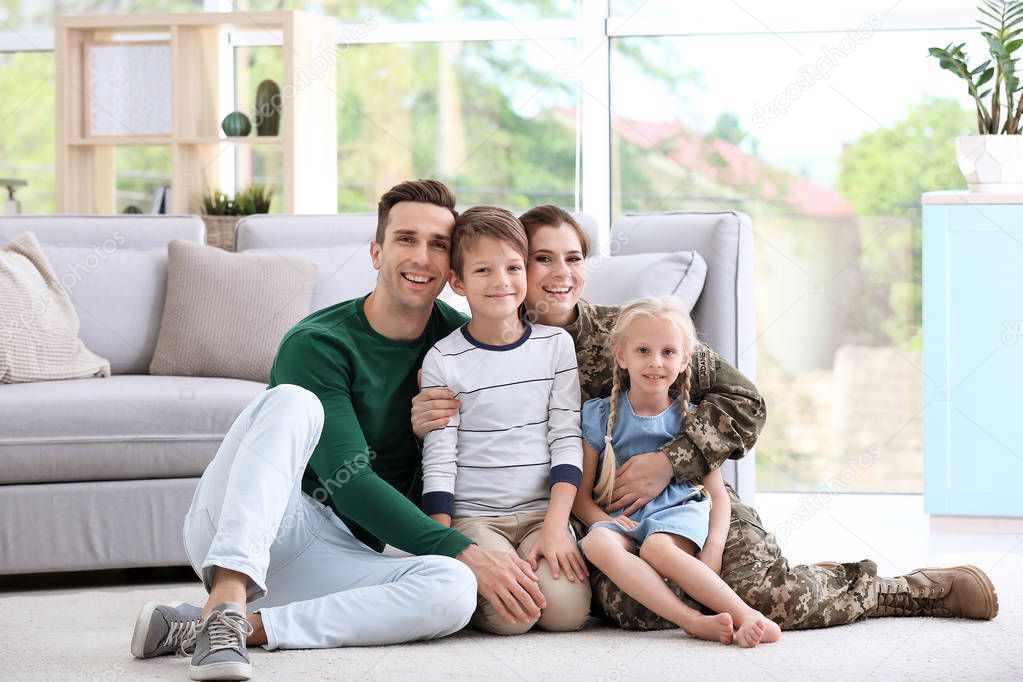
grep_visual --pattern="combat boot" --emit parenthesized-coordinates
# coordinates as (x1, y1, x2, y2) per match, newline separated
(869, 565, 998, 619)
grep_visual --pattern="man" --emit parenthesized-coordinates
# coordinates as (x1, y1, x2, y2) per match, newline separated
(130, 180, 544, 681)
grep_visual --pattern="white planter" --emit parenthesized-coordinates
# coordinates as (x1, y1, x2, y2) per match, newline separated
(955, 135, 1023, 193)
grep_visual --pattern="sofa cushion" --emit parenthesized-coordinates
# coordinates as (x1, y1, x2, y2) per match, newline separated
(0, 215, 206, 375)
(583, 250, 708, 312)
(241, 244, 377, 313)
(611, 212, 754, 372)
(236, 214, 471, 315)
(240, 245, 471, 315)
(149, 241, 317, 382)
(0, 477, 197, 574)
(1, 232, 111, 383)
(236, 213, 377, 250)
(0, 375, 265, 485)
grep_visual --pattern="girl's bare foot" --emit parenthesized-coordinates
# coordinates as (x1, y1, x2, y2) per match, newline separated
(735, 617, 765, 648)
(735, 613, 782, 648)
(760, 619, 781, 643)
(681, 612, 734, 644)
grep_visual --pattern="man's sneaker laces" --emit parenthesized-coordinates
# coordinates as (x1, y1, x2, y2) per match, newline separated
(166, 619, 200, 656)
(201, 608, 254, 654)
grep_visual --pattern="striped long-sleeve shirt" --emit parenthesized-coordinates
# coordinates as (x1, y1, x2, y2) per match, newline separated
(420, 322, 583, 518)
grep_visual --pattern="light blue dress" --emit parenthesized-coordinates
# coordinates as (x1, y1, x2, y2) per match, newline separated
(581, 393, 711, 550)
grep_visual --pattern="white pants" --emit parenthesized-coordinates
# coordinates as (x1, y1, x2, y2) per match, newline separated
(183, 384, 477, 650)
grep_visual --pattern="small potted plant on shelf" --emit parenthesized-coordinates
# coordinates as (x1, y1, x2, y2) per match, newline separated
(930, 0, 1023, 192)
(200, 185, 274, 251)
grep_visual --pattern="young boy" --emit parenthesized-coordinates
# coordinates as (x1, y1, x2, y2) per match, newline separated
(420, 206, 591, 634)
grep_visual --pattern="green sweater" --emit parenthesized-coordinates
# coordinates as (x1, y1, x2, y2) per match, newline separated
(268, 295, 473, 557)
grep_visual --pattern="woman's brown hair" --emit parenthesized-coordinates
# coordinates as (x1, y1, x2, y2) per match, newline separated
(518, 205, 590, 257)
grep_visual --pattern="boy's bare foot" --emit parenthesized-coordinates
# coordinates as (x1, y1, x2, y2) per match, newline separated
(681, 612, 734, 644)
(735, 613, 782, 648)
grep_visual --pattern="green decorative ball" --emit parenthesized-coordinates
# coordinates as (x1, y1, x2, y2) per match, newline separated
(221, 111, 252, 137)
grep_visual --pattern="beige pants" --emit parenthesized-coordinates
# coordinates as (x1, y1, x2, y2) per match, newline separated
(453, 512, 591, 635)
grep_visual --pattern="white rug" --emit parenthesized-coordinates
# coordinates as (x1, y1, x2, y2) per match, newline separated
(2, 494, 1020, 681)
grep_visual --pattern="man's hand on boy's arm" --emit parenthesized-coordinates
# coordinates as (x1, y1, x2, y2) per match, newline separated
(457, 544, 545, 625)
(411, 371, 460, 439)
(430, 513, 452, 528)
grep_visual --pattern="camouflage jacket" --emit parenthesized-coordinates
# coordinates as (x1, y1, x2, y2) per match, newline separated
(563, 301, 767, 483)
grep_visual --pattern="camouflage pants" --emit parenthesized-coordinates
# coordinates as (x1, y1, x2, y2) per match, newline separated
(590, 485, 879, 630)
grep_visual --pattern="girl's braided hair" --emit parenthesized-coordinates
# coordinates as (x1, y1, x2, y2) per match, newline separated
(592, 297, 698, 507)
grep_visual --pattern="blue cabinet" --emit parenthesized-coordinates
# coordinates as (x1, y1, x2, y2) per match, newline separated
(923, 192, 1023, 517)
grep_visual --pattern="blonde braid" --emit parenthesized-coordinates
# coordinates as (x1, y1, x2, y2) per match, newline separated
(593, 365, 624, 507)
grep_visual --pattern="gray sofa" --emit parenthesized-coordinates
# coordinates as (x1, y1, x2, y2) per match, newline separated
(0, 210, 754, 575)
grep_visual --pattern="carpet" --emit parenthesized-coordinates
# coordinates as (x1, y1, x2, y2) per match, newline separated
(2, 494, 1020, 681)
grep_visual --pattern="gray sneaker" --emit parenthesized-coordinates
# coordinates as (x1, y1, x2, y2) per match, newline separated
(189, 602, 253, 681)
(130, 601, 202, 659)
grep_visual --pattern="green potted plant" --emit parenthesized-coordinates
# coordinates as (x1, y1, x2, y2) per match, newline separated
(199, 185, 274, 251)
(234, 185, 273, 215)
(930, 1, 1023, 192)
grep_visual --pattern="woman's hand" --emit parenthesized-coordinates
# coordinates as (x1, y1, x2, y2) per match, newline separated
(411, 370, 460, 439)
(608, 452, 673, 515)
(613, 515, 637, 531)
(526, 526, 589, 582)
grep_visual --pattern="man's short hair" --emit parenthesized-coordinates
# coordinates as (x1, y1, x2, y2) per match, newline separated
(518, 205, 590, 258)
(451, 206, 528, 278)
(376, 179, 458, 245)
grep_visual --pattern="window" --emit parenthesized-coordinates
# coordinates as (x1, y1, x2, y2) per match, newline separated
(1, 1, 201, 33)
(610, 21, 980, 492)
(0, 51, 55, 213)
(332, 39, 578, 211)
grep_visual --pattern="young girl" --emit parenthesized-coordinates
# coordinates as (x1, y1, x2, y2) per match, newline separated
(573, 297, 782, 647)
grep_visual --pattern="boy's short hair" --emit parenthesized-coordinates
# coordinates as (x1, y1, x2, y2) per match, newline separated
(376, 179, 458, 245)
(451, 206, 528, 277)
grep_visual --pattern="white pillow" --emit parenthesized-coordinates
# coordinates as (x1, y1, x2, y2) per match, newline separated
(40, 244, 168, 375)
(583, 251, 708, 312)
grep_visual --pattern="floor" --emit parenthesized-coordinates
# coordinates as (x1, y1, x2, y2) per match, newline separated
(1, 493, 1020, 681)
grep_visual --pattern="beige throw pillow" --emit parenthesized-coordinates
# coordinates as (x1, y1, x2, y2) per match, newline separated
(0, 232, 110, 383)
(149, 240, 317, 382)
